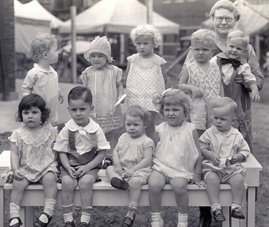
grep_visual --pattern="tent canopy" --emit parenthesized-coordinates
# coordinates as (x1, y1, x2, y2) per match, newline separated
(59, 0, 180, 34)
(16, 0, 63, 29)
(202, 0, 269, 35)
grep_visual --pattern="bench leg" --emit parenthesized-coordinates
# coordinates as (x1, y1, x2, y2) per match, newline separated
(222, 207, 230, 227)
(26, 207, 34, 226)
(0, 187, 4, 227)
(247, 187, 256, 227)
(20, 207, 26, 227)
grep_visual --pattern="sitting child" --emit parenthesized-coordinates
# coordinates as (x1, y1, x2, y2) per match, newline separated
(199, 96, 250, 223)
(106, 105, 154, 227)
(54, 86, 110, 227)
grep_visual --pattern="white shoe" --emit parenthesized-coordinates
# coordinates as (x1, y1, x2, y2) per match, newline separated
(151, 217, 164, 227)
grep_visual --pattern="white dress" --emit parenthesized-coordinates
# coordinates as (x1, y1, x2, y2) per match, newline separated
(22, 64, 60, 124)
(9, 124, 58, 182)
(126, 53, 166, 112)
(153, 122, 199, 179)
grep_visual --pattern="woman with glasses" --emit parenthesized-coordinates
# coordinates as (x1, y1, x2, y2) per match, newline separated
(179, 0, 264, 226)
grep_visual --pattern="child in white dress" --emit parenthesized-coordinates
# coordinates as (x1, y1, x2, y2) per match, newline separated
(22, 33, 63, 125)
(179, 29, 223, 135)
(148, 89, 203, 227)
(8, 94, 58, 227)
(126, 24, 167, 142)
(81, 36, 124, 161)
(199, 97, 250, 223)
(54, 86, 110, 227)
(106, 105, 154, 227)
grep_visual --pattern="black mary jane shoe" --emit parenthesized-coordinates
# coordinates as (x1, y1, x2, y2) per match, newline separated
(9, 217, 22, 227)
(34, 212, 52, 227)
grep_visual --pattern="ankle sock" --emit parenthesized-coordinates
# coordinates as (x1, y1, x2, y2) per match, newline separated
(10, 203, 20, 219)
(211, 202, 221, 212)
(151, 212, 162, 222)
(81, 206, 92, 223)
(232, 202, 242, 210)
(62, 204, 73, 223)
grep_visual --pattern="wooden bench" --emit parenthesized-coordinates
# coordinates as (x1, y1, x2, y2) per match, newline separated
(0, 150, 262, 227)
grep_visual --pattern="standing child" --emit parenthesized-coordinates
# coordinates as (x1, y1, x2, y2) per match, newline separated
(199, 97, 250, 223)
(125, 24, 167, 142)
(53, 86, 110, 227)
(106, 105, 154, 227)
(22, 33, 63, 125)
(214, 30, 260, 147)
(179, 29, 223, 135)
(81, 36, 124, 164)
(148, 89, 203, 227)
(8, 94, 58, 227)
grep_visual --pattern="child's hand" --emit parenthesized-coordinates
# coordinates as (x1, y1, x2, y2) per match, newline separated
(193, 174, 205, 188)
(115, 165, 123, 175)
(122, 169, 135, 178)
(229, 154, 244, 164)
(58, 94, 64, 104)
(250, 88, 260, 102)
(234, 74, 244, 85)
(191, 86, 204, 98)
(67, 166, 78, 178)
(75, 165, 91, 177)
(14, 169, 24, 181)
(209, 152, 220, 166)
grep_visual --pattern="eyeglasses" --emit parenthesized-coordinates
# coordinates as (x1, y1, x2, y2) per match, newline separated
(214, 16, 234, 23)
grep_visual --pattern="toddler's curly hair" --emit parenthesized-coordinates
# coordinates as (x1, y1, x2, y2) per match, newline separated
(30, 33, 57, 63)
(130, 24, 162, 48)
(159, 89, 191, 118)
(191, 29, 215, 47)
(124, 105, 151, 127)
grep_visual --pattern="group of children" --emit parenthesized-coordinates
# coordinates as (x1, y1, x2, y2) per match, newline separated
(7, 23, 260, 227)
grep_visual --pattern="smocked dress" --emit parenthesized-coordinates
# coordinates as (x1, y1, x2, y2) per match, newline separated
(126, 53, 166, 112)
(199, 126, 250, 183)
(152, 122, 199, 180)
(115, 133, 154, 183)
(81, 65, 123, 133)
(8, 123, 58, 182)
(22, 64, 60, 124)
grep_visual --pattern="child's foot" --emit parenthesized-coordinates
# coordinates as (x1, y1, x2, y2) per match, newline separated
(64, 221, 76, 227)
(177, 221, 188, 227)
(79, 222, 90, 227)
(212, 209, 226, 223)
(122, 208, 136, 226)
(151, 217, 164, 227)
(231, 207, 245, 219)
(111, 177, 129, 190)
(34, 212, 52, 227)
(9, 217, 22, 227)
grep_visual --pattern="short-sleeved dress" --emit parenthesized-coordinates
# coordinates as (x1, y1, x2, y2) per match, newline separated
(81, 65, 123, 133)
(152, 122, 199, 180)
(199, 126, 250, 183)
(21, 64, 60, 124)
(126, 53, 166, 112)
(185, 61, 222, 130)
(8, 123, 58, 182)
(115, 133, 154, 183)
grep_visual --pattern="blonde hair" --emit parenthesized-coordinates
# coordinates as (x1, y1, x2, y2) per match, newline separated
(30, 33, 57, 62)
(130, 24, 162, 48)
(191, 29, 215, 47)
(211, 97, 237, 116)
(210, 0, 240, 21)
(160, 89, 191, 118)
(227, 30, 249, 47)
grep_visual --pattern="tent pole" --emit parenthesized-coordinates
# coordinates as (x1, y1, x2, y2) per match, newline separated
(70, 2, 77, 83)
(120, 34, 125, 66)
(146, 0, 153, 24)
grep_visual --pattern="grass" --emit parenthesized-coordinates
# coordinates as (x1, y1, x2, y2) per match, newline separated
(1, 78, 269, 226)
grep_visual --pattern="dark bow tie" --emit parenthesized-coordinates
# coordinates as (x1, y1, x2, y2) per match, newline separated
(219, 57, 241, 69)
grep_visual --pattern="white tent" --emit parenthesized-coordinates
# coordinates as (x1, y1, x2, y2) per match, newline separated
(17, 0, 63, 29)
(59, 0, 180, 34)
(14, 0, 51, 55)
(202, 0, 269, 35)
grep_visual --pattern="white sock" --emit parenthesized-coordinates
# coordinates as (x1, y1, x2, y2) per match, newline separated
(232, 202, 242, 210)
(44, 198, 56, 216)
(211, 202, 221, 211)
(151, 212, 162, 222)
(63, 212, 73, 223)
(62, 204, 73, 223)
(10, 203, 20, 219)
(178, 211, 188, 222)
(81, 212, 91, 224)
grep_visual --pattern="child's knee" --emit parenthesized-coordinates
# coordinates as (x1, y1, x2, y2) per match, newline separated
(42, 172, 57, 186)
(78, 175, 96, 189)
(128, 177, 143, 189)
(62, 175, 77, 190)
(205, 172, 220, 184)
(229, 174, 244, 186)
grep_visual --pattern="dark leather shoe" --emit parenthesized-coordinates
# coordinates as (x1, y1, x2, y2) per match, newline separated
(34, 212, 52, 227)
(9, 217, 22, 227)
(64, 221, 76, 227)
(231, 207, 245, 219)
(79, 222, 90, 227)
